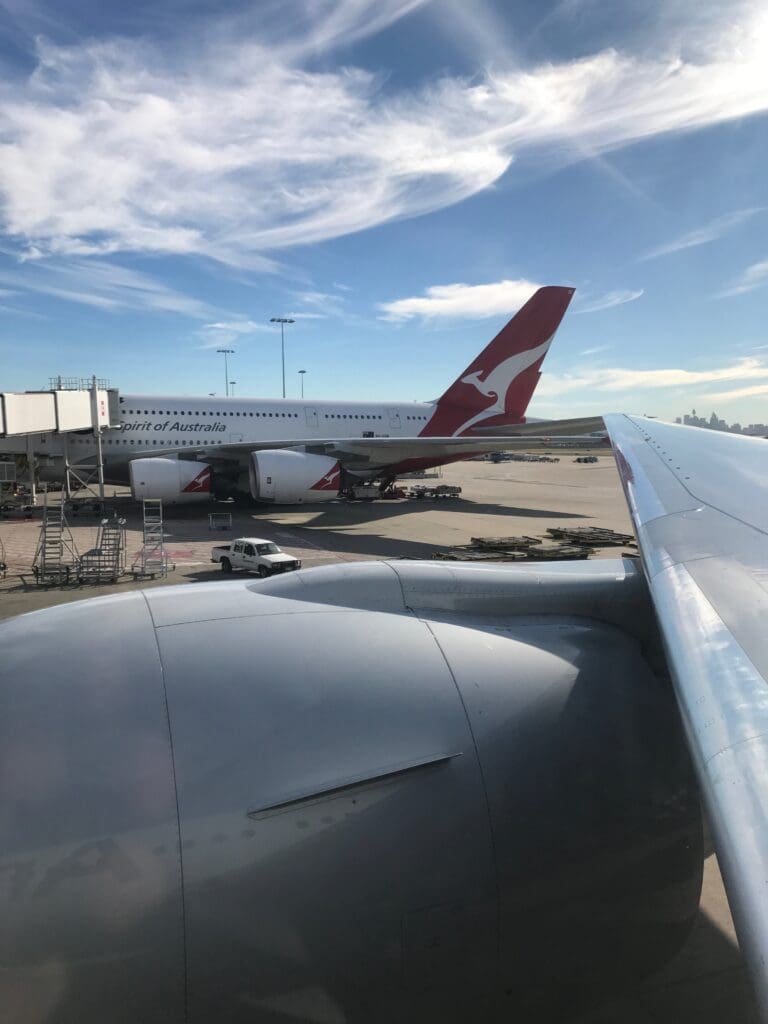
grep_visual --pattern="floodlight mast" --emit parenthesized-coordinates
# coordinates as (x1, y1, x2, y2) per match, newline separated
(216, 349, 234, 397)
(269, 318, 295, 399)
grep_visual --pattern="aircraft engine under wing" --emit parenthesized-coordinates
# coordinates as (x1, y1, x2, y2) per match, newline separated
(604, 414, 768, 1016)
(0, 560, 703, 1023)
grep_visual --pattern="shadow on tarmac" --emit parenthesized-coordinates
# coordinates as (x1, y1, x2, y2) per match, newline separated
(252, 498, 586, 527)
(574, 902, 758, 1023)
(153, 496, 585, 527)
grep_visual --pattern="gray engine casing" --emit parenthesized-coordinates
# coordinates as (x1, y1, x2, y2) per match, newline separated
(0, 559, 703, 1023)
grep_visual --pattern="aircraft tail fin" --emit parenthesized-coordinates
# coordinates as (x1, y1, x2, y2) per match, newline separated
(421, 286, 575, 437)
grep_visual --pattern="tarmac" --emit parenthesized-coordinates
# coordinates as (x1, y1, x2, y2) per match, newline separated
(0, 453, 758, 1021)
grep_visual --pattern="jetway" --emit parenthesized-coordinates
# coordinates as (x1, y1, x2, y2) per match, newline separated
(0, 381, 120, 504)
(0, 386, 118, 436)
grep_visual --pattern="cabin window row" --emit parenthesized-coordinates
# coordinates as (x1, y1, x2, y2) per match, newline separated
(122, 409, 427, 422)
(124, 410, 301, 418)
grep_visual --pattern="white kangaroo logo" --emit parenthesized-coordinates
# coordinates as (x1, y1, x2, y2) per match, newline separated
(452, 335, 554, 435)
(313, 464, 340, 489)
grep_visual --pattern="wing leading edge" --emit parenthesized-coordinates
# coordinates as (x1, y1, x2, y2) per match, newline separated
(604, 413, 768, 1011)
(173, 424, 602, 469)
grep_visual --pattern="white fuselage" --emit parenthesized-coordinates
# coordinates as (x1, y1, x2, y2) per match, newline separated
(0, 394, 437, 481)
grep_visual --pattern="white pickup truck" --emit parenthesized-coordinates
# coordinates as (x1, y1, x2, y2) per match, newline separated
(210, 537, 302, 576)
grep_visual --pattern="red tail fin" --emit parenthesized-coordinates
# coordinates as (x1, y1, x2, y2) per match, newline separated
(421, 286, 575, 437)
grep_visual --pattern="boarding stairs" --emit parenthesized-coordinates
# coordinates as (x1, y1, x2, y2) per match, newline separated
(33, 492, 78, 585)
(132, 499, 169, 578)
(76, 516, 126, 583)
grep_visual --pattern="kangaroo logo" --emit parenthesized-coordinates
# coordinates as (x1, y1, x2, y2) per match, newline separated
(311, 463, 341, 490)
(183, 466, 212, 492)
(452, 335, 554, 435)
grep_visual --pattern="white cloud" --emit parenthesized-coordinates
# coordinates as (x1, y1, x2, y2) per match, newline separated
(379, 278, 541, 321)
(293, 291, 345, 316)
(719, 259, 768, 297)
(641, 207, 765, 260)
(536, 356, 768, 398)
(196, 318, 274, 348)
(0, 301, 48, 318)
(0, 259, 220, 316)
(574, 289, 643, 314)
(0, 3, 766, 266)
(203, 320, 271, 334)
(697, 382, 768, 402)
(579, 344, 611, 356)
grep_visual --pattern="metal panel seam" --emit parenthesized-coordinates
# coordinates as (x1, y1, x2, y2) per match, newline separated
(140, 590, 189, 1024)
(153, 607, 376, 629)
(381, 559, 415, 611)
(420, 619, 502, 966)
(704, 730, 768, 768)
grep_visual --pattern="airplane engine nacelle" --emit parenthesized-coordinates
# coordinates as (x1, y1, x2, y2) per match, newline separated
(129, 456, 212, 504)
(0, 560, 703, 1024)
(249, 449, 340, 503)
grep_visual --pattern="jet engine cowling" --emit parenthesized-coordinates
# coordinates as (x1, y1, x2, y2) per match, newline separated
(0, 560, 704, 1023)
(249, 449, 340, 503)
(129, 455, 212, 504)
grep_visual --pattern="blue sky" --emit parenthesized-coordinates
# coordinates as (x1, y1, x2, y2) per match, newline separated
(0, 0, 767, 423)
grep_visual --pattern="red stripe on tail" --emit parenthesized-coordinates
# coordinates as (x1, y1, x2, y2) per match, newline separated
(420, 286, 575, 437)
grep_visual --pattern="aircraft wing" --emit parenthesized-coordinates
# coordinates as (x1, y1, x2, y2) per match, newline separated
(604, 413, 768, 1012)
(472, 415, 605, 436)
(178, 430, 598, 469)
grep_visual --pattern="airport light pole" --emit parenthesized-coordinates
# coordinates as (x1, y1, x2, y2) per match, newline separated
(217, 349, 234, 397)
(298, 369, 306, 398)
(269, 317, 294, 399)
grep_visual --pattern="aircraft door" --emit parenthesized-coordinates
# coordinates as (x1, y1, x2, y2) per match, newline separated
(386, 407, 402, 430)
(230, 433, 243, 444)
(304, 406, 319, 429)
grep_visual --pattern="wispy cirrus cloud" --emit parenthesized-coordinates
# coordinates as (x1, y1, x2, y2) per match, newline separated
(536, 356, 768, 399)
(196, 318, 274, 348)
(718, 259, 768, 297)
(0, 2, 766, 270)
(0, 259, 219, 316)
(574, 289, 643, 314)
(579, 344, 612, 356)
(292, 291, 346, 316)
(641, 207, 765, 261)
(378, 279, 541, 321)
(697, 381, 768, 403)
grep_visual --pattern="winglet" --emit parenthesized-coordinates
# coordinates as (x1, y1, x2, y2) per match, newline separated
(421, 286, 575, 437)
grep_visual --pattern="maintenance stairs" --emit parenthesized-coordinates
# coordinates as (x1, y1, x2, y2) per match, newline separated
(33, 493, 79, 585)
(132, 499, 170, 578)
(76, 516, 126, 583)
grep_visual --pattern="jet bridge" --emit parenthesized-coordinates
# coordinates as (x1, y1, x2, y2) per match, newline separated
(0, 385, 117, 436)
(0, 381, 120, 502)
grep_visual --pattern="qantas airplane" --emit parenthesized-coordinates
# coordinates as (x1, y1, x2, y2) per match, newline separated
(21, 285, 582, 504)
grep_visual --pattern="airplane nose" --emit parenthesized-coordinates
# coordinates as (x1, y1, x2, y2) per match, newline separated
(0, 593, 185, 1024)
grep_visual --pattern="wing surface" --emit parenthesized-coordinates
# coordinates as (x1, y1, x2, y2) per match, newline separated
(156, 422, 599, 469)
(605, 413, 768, 1011)
(472, 415, 605, 436)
